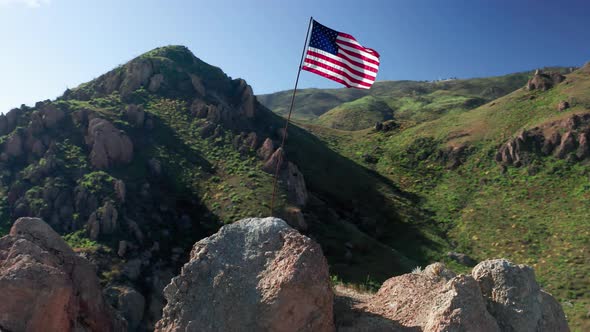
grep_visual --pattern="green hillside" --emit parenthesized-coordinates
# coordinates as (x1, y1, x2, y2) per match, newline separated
(259, 69, 570, 130)
(316, 96, 394, 130)
(0, 46, 449, 316)
(304, 64, 590, 330)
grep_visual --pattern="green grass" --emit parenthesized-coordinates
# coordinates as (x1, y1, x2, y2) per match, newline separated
(316, 96, 393, 130)
(63, 230, 100, 250)
(259, 68, 570, 129)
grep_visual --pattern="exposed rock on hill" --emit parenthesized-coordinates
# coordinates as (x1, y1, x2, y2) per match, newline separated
(473, 259, 569, 332)
(496, 113, 590, 166)
(526, 69, 565, 91)
(0, 217, 125, 332)
(86, 118, 134, 169)
(336, 260, 568, 332)
(155, 217, 334, 332)
(357, 263, 500, 331)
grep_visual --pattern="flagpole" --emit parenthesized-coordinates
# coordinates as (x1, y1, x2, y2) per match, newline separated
(269, 16, 313, 217)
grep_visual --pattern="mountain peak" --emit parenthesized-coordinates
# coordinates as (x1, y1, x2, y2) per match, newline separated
(65, 45, 233, 102)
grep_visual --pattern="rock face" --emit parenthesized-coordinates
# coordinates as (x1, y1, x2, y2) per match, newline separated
(286, 162, 308, 207)
(338, 260, 569, 332)
(367, 263, 500, 332)
(526, 70, 565, 91)
(155, 217, 334, 332)
(0, 217, 125, 332)
(125, 104, 146, 128)
(86, 118, 134, 169)
(262, 147, 285, 173)
(496, 113, 590, 166)
(473, 259, 569, 332)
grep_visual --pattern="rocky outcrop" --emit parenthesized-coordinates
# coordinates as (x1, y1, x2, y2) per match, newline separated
(473, 259, 569, 332)
(286, 162, 308, 207)
(105, 285, 146, 331)
(496, 113, 590, 166)
(557, 100, 570, 112)
(526, 70, 565, 91)
(262, 147, 285, 173)
(235, 79, 256, 118)
(155, 217, 334, 332)
(86, 118, 134, 169)
(0, 217, 125, 332)
(257, 137, 275, 161)
(337, 260, 568, 332)
(366, 263, 500, 332)
(125, 104, 146, 128)
(87, 200, 119, 240)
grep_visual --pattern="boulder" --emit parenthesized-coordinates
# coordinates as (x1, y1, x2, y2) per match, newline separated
(235, 79, 256, 118)
(576, 132, 590, 159)
(87, 201, 119, 240)
(526, 70, 565, 91)
(125, 104, 146, 128)
(554, 131, 577, 159)
(472, 259, 569, 332)
(0, 108, 23, 135)
(40, 104, 65, 129)
(367, 263, 500, 332)
(149, 73, 165, 92)
(190, 99, 208, 118)
(542, 132, 561, 155)
(262, 147, 285, 173)
(4, 131, 24, 157)
(0, 217, 125, 332)
(257, 137, 275, 161)
(286, 162, 308, 207)
(119, 59, 153, 96)
(86, 118, 134, 169)
(155, 217, 334, 332)
(557, 100, 570, 112)
(106, 286, 145, 331)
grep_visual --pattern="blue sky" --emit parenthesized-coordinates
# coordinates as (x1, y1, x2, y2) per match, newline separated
(1, 0, 589, 112)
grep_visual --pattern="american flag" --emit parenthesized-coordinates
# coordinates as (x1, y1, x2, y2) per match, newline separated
(302, 20, 380, 89)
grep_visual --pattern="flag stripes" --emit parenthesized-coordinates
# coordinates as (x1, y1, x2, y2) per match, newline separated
(302, 21, 380, 89)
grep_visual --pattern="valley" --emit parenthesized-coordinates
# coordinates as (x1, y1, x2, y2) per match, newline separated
(262, 64, 590, 330)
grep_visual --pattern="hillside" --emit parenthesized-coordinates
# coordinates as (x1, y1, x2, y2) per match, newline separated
(259, 69, 571, 130)
(0, 46, 448, 329)
(304, 65, 590, 330)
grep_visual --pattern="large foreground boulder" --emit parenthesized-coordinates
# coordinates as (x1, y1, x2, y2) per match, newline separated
(155, 217, 334, 332)
(473, 259, 569, 332)
(0, 217, 125, 332)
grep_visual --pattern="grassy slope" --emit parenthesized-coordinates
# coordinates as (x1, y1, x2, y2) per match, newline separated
(0, 46, 450, 289)
(259, 70, 568, 130)
(316, 96, 394, 130)
(304, 66, 590, 330)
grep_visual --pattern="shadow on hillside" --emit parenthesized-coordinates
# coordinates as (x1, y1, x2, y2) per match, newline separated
(280, 118, 447, 282)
